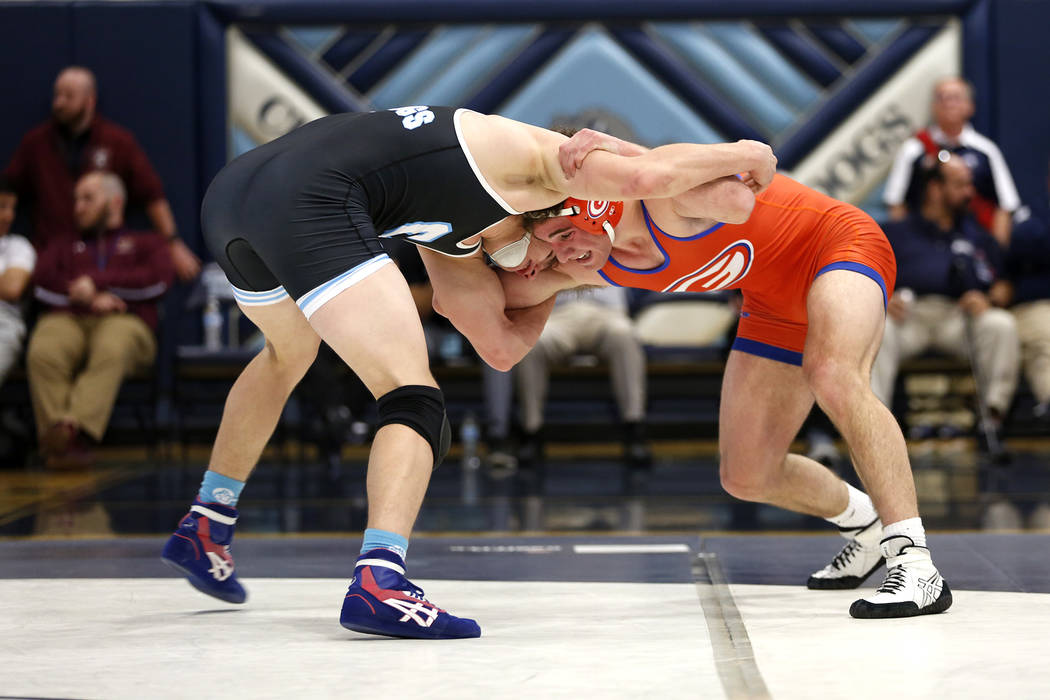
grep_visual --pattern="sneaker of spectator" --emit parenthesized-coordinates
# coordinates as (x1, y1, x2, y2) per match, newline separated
(485, 436, 519, 475)
(622, 420, 652, 471)
(806, 427, 841, 468)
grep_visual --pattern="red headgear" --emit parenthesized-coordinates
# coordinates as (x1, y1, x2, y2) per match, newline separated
(558, 198, 622, 243)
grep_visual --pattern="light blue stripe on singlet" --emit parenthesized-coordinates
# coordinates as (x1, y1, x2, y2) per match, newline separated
(296, 254, 391, 312)
(232, 286, 288, 304)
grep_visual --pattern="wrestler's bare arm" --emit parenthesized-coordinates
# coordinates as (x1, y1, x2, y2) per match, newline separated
(538, 130, 775, 203)
(460, 112, 774, 209)
(419, 247, 558, 371)
(558, 128, 757, 223)
(498, 265, 583, 310)
(670, 176, 755, 223)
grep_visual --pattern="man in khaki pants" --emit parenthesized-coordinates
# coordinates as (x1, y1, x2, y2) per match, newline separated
(27, 171, 173, 466)
(1005, 163, 1050, 421)
(871, 156, 1020, 447)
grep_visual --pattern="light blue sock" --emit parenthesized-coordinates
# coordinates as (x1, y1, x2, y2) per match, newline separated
(197, 470, 245, 507)
(360, 528, 409, 560)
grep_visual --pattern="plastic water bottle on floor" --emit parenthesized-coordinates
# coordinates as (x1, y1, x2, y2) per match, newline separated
(460, 413, 481, 505)
(203, 295, 223, 351)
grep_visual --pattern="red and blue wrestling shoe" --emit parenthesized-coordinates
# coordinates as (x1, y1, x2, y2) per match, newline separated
(161, 499, 247, 604)
(340, 548, 480, 639)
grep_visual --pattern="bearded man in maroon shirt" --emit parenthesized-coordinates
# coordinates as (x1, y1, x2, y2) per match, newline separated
(4, 66, 199, 281)
(27, 171, 173, 467)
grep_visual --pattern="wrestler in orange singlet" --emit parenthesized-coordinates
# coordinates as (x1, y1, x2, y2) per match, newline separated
(470, 130, 950, 619)
(595, 174, 897, 365)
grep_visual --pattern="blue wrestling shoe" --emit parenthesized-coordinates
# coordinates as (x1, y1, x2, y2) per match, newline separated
(161, 499, 247, 604)
(340, 548, 480, 639)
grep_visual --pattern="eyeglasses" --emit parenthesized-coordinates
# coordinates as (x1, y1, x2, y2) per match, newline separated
(487, 232, 531, 268)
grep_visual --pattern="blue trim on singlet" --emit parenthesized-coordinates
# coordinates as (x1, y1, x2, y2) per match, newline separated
(642, 201, 726, 241)
(600, 203, 725, 281)
(603, 205, 670, 275)
(731, 337, 804, 366)
(815, 261, 888, 308)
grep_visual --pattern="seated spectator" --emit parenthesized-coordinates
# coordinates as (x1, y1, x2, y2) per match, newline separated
(1005, 161, 1050, 420)
(27, 172, 173, 467)
(4, 66, 200, 280)
(883, 76, 1020, 242)
(481, 365, 517, 471)
(515, 286, 650, 468)
(0, 176, 35, 387)
(871, 155, 1020, 447)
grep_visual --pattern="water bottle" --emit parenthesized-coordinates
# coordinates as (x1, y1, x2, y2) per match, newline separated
(460, 412, 481, 505)
(203, 295, 223, 351)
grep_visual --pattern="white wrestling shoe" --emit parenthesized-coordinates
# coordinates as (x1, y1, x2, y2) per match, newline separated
(808, 517, 885, 590)
(849, 535, 953, 619)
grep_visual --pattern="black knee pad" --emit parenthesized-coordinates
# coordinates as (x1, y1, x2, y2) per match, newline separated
(376, 385, 451, 469)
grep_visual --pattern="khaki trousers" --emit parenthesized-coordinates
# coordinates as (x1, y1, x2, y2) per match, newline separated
(26, 312, 156, 441)
(516, 301, 646, 433)
(871, 295, 1020, 415)
(1013, 299, 1050, 404)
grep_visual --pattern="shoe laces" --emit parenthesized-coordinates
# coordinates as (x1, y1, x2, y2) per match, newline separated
(876, 565, 908, 594)
(831, 540, 861, 570)
(394, 578, 429, 603)
(398, 580, 447, 612)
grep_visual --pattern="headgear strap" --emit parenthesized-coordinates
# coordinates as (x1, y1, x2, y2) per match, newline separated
(557, 198, 622, 243)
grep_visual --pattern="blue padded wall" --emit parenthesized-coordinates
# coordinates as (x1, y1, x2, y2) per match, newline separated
(0, 4, 76, 167)
(0, 1, 210, 252)
(70, 1, 200, 248)
(993, 0, 1050, 206)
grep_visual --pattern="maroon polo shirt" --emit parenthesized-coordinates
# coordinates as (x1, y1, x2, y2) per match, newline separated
(4, 115, 166, 247)
(33, 227, 174, 331)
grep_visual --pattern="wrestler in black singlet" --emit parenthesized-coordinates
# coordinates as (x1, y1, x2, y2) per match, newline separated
(201, 106, 517, 309)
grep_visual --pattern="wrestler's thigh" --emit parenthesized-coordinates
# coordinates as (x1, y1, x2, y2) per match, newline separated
(805, 268, 886, 375)
(307, 262, 435, 397)
(234, 296, 321, 368)
(719, 350, 815, 474)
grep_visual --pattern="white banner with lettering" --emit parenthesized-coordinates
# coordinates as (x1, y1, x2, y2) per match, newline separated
(791, 21, 961, 205)
(227, 27, 327, 148)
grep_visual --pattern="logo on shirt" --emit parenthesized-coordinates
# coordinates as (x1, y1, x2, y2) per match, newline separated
(90, 147, 111, 169)
(662, 239, 754, 292)
(392, 105, 435, 130)
(381, 221, 480, 257)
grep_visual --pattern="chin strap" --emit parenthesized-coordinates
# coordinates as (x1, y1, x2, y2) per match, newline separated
(558, 198, 621, 243)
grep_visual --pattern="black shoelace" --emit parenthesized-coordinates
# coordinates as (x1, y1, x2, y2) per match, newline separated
(831, 540, 861, 570)
(876, 565, 907, 594)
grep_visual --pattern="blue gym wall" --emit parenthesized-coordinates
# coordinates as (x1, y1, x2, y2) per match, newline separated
(0, 1, 228, 252)
(0, 0, 1048, 303)
(993, 0, 1050, 206)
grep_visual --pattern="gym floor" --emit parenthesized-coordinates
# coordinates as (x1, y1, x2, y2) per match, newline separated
(2, 440, 1048, 698)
